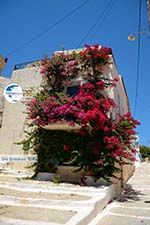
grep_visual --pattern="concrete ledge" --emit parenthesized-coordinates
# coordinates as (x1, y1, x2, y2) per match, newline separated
(36, 166, 109, 187)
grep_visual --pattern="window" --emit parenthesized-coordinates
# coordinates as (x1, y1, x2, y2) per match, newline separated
(64, 76, 85, 97)
(66, 85, 79, 96)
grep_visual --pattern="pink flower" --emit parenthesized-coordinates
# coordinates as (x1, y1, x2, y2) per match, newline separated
(97, 159, 104, 166)
(92, 144, 100, 155)
(63, 144, 70, 152)
(104, 136, 120, 149)
(30, 98, 37, 105)
(96, 81, 105, 90)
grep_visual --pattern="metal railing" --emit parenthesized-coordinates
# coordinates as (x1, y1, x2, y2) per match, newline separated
(14, 60, 41, 70)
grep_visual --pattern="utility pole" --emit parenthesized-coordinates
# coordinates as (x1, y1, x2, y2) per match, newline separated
(147, 0, 150, 31)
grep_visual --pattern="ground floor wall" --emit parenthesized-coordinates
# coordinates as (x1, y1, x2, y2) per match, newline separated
(0, 67, 42, 166)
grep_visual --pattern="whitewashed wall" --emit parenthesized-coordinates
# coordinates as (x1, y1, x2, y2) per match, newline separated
(0, 66, 42, 155)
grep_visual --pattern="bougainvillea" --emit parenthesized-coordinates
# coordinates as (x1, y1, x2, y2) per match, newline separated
(40, 52, 79, 93)
(24, 44, 140, 182)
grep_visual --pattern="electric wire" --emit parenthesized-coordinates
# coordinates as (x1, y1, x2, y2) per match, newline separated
(5, 0, 91, 57)
(134, 0, 142, 116)
(90, 0, 118, 42)
(76, 0, 116, 48)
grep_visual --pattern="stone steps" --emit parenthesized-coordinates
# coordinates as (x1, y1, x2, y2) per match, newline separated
(0, 174, 117, 225)
(89, 162, 150, 225)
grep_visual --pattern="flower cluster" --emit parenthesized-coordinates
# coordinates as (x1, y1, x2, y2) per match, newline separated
(40, 53, 79, 93)
(25, 44, 140, 181)
(27, 81, 115, 130)
(80, 44, 111, 67)
(40, 44, 111, 92)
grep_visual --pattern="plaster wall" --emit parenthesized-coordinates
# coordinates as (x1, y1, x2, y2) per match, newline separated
(103, 56, 129, 118)
(0, 66, 42, 157)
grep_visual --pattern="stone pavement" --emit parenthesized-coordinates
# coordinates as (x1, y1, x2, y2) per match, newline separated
(0, 169, 116, 225)
(89, 162, 150, 225)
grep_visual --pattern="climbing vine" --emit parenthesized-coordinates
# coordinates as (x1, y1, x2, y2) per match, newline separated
(23, 44, 140, 181)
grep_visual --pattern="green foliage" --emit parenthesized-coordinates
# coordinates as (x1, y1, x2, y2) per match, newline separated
(22, 127, 120, 181)
(52, 174, 61, 184)
(22, 128, 80, 175)
(140, 145, 150, 159)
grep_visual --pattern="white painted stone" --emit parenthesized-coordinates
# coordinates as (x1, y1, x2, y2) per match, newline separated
(0, 174, 118, 225)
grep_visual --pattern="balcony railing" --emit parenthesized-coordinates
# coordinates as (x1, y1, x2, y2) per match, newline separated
(14, 60, 41, 70)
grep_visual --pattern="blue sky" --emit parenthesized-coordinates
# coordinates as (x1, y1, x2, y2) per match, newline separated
(0, 0, 149, 145)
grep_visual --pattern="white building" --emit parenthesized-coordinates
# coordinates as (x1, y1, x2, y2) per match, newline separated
(0, 47, 130, 169)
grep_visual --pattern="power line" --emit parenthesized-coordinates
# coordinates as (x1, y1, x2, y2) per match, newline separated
(5, 0, 91, 57)
(134, 0, 142, 116)
(76, 0, 116, 48)
(90, 0, 118, 42)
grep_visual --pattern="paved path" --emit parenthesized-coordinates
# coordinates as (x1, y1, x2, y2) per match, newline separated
(89, 162, 150, 225)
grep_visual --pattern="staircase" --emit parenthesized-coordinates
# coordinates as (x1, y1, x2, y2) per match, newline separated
(0, 171, 116, 225)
